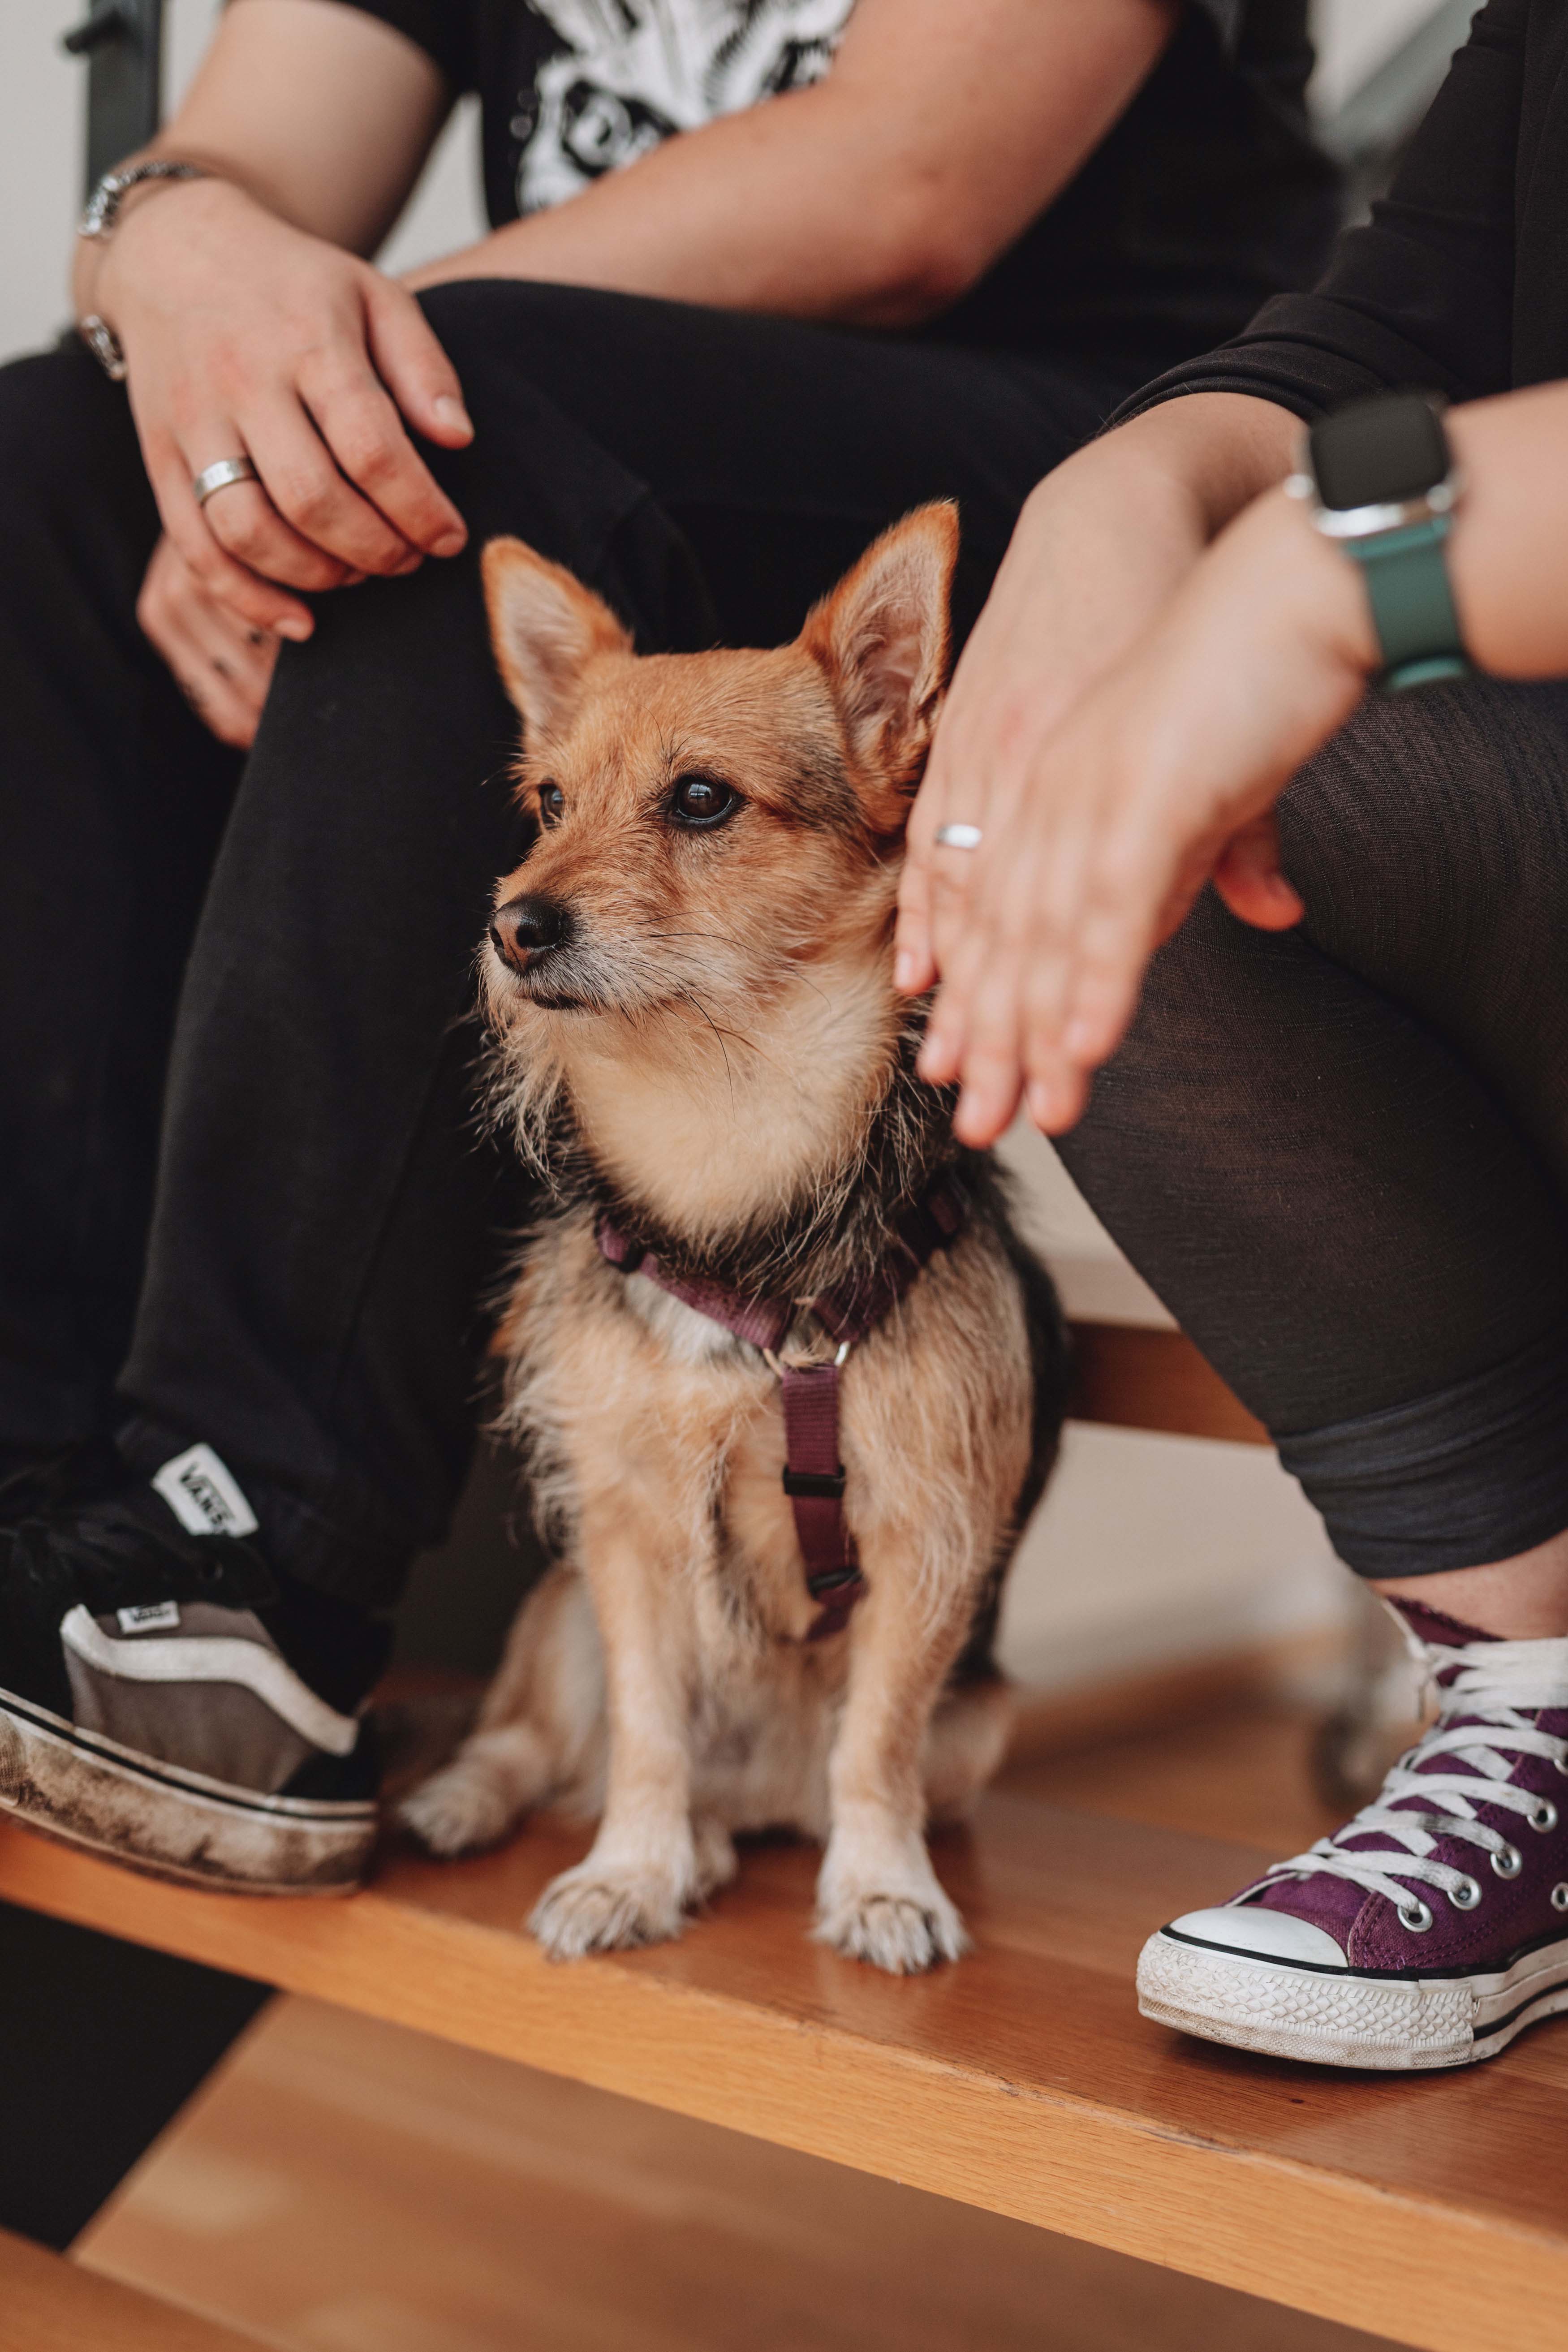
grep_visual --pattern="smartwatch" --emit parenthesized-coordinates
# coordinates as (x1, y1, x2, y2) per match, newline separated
(1285, 392, 1471, 694)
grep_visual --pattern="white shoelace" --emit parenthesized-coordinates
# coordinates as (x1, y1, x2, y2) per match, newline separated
(1258, 1634, 1568, 1931)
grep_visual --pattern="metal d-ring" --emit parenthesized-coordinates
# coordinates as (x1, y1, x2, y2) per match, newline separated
(762, 1336, 853, 1380)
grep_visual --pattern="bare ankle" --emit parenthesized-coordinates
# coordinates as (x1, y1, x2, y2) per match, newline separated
(1374, 1528, 1568, 1638)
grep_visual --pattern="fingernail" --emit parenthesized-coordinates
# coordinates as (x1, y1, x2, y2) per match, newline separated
(276, 617, 312, 642)
(392, 550, 424, 576)
(894, 951, 915, 991)
(433, 395, 473, 437)
(1027, 1081, 1054, 1127)
(341, 571, 367, 588)
(433, 527, 467, 558)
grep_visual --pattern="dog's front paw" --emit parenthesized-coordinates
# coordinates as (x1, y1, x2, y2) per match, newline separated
(529, 1860, 689, 1959)
(814, 1839, 970, 1974)
(815, 1888, 970, 1973)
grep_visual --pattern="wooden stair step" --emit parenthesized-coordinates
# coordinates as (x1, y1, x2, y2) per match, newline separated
(2, 1795, 1565, 2352)
(0, 2223, 261, 2352)
(1065, 1319, 1268, 1445)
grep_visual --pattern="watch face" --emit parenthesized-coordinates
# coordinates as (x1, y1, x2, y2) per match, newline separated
(1309, 394, 1450, 511)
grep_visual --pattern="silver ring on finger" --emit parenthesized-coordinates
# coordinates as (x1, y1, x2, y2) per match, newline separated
(193, 456, 259, 508)
(935, 822, 983, 852)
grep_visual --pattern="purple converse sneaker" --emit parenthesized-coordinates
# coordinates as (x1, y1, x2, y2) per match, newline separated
(1137, 1602, 1568, 2069)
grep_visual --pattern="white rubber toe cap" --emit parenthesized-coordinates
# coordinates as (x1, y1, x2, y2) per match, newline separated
(1166, 1904, 1348, 1966)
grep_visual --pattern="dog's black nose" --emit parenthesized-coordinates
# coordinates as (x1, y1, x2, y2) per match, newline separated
(491, 893, 571, 970)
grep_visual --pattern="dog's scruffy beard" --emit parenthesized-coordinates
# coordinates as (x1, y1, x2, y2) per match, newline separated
(479, 956, 992, 1306)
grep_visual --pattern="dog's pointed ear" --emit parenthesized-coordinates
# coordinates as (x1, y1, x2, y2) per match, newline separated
(800, 503, 958, 794)
(482, 536, 632, 740)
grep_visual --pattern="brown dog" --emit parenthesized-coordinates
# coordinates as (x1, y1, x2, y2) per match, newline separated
(400, 504, 1066, 1972)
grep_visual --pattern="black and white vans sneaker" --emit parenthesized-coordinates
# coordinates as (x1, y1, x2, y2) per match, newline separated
(1137, 1603, 1568, 2069)
(0, 1444, 384, 1895)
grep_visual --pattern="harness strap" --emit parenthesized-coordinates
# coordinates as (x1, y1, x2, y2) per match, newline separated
(597, 1173, 967, 1639)
(780, 1362, 860, 1640)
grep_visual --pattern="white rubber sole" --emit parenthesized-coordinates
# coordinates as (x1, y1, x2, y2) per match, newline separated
(0, 1684, 376, 1895)
(1138, 1922, 1568, 2069)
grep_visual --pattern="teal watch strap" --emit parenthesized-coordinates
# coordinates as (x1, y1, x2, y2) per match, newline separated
(1346, 513, 1470, 695)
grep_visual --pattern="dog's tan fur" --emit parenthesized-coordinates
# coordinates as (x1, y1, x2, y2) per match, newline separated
(400, 507, 1063, 1973)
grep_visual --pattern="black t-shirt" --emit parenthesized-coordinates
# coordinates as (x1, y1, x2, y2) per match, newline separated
(344, 0, 1340, 376)
(1114, 0, 1567, 425)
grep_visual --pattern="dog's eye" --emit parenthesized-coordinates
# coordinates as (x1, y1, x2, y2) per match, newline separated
(669, 774, 738, 830)
(538, 784, 565, 828)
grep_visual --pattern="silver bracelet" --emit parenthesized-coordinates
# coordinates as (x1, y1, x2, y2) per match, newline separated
(79, 314, 128, 382)
(76, 160, 210, 383)
(79, 158, 208, 242)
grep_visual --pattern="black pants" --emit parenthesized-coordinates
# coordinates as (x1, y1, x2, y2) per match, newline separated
(1, 280, 1130, 1608)
(1058, 676, 1568, 1579)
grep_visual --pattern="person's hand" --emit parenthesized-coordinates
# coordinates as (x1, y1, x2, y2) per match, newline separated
(137, 532, 281, 749)
(916, 487, 1378, 1143)
(93, 175, 474, 638)
(895, 396, 1301, 1001)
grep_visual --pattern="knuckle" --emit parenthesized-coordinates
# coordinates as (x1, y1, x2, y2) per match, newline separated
(209, 506, 270, 565)
(273, 470, 341, 533)
(340, 428, 400, 487)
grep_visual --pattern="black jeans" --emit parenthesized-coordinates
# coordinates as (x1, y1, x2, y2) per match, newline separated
(1, 280, 1130, 1607)
(1058, 676, 1568, 1579)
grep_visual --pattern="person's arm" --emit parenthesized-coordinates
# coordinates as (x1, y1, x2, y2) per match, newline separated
(407, 0, 1177, 329)
(916, 378, 1568, 1144)
(895, 0, 1528, 995)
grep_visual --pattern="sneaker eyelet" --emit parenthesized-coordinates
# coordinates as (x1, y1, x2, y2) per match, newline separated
(1397, 1898, 1434, 1933)
(1530, 1798, 1559, 1834)
(1491, 1844, 1523, 1879)
(1448, 1876, 1482, 1911)
(1555, 1750, 1568, 1778)
(1551, 1883, 1568, 1913)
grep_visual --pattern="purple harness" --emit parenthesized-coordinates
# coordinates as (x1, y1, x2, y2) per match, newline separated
(596, 1177, 967, 1640)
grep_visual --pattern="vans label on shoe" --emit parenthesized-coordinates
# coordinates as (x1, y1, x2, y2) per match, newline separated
(152, 1444, 259, 1539)
(117, 1601, 181, 1633)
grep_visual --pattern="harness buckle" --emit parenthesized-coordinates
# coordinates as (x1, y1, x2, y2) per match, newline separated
(782, 1466, 847, 1501)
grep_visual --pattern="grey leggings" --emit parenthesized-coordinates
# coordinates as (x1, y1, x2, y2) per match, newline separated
(1055, 676, 1568, 1578)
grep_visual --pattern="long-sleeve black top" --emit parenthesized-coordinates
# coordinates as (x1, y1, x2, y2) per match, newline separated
(1119, 0, 1568, 425)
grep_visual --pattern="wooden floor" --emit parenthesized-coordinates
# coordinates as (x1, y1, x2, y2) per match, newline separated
(72, 1702, 1403, 2352)
(0, 2224, 260, 2352)
(4, 1697, 1564, 2352)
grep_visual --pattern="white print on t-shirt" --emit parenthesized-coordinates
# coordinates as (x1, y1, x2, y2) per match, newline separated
(514, 0, 856, 215)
